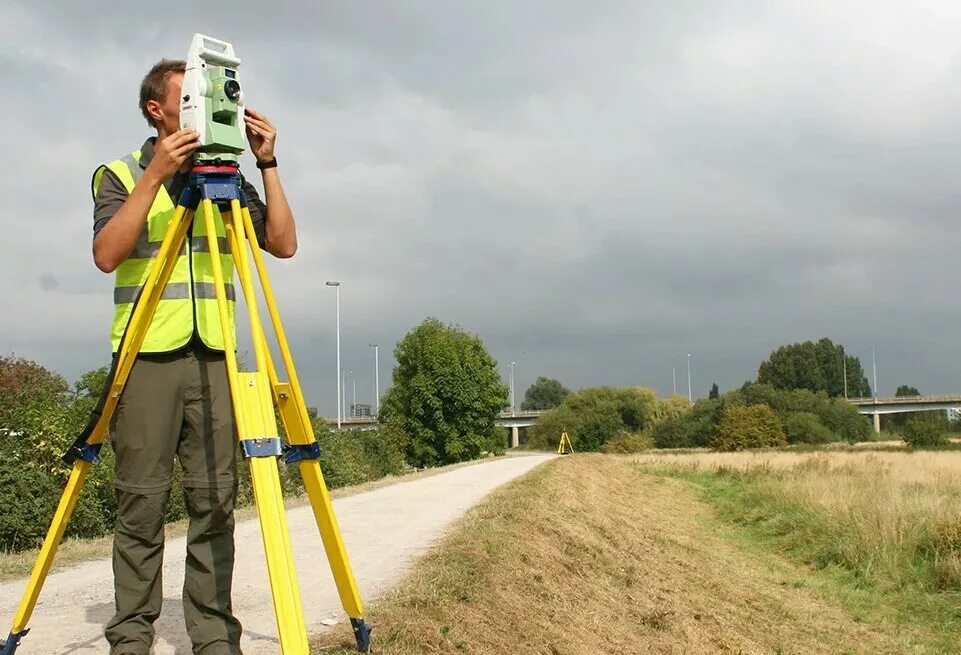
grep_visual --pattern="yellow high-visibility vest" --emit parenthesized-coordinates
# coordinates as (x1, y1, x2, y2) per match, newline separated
(92, 150, 236, 353)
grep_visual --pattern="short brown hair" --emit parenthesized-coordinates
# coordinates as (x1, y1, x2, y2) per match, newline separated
(139, 59, 186, 127)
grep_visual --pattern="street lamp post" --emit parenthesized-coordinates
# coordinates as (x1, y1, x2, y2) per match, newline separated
(326, 281, 341, 429)
(509, 361, 516, 415)
(351, 372, 357, 419)
(687, 353, 694, 403)
(369, 343, 380, 415)
(342, 368, 351, 422)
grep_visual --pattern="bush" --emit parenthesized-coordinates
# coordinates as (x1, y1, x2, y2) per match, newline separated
(713, 404, 787, 451)
(902, 416, 949, 449)
(0, 437, 61, 551)
(652, 398, 719, 449)
(783, 412, 836, 445)
(527, 386, 661, 452)
(600, 432, 654, 454)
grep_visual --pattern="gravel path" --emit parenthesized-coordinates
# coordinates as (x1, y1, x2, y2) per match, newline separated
(0, 453, 554, 654)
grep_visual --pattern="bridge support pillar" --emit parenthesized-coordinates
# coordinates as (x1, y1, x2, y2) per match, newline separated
(511, 426, 520, 448)
(873, 413, 881, 433)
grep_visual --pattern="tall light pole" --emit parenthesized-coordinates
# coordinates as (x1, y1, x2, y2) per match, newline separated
(687, 353, 694, 403)
(342, 368, 351, 422)
(351, 371, 357, 418)
(326, 281, 341, 428)
(842, 351, 848, 399)
(872, 346, 878, 399)
(369, 343, 380, 415)
(509, 361, 516, 415)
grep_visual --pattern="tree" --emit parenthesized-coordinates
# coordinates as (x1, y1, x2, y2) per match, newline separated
(526, 386, 659, 451)
(380, 318, 508, 467)
(521, 376, 570, 410)
(709, 383, 719, 399)
(896, 385, 920, 397)
(888, 384, 922, 431)
(713, 404, 787, 451)
(902, 415, 949, 449)
(757, 338, 870, 397)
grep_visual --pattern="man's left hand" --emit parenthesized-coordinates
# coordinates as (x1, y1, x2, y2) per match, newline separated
(244, 108, 277, 163)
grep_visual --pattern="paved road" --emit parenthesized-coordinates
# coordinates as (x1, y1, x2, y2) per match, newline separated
(0, 454, 554, 654)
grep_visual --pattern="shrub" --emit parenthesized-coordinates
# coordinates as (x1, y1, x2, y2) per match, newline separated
(902, 416, 949, 449)
(783, 412, 836, 445)
(713, 404, 787, 451)
(600, 432, 654, 454)
(652, 398, 719, 449)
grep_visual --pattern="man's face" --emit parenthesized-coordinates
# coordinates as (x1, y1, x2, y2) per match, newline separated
(154, 72, 183, 135)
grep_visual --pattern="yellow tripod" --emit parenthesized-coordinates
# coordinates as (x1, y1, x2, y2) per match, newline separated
(557, 430, 574, 455)
(1, 163, 371, 654)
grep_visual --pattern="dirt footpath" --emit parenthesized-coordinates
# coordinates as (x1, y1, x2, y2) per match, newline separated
(0, 454, 554, 655)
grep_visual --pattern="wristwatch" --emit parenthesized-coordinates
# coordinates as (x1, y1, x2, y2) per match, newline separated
(256, 157, 278, 170)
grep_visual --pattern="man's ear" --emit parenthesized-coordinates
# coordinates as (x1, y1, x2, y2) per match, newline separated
(146, 99, 163, 125)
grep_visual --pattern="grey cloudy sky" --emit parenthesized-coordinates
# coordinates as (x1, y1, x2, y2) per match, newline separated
(3, 1, 961, 414)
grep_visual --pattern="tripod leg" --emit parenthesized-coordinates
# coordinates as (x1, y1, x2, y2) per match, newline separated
(2, 205, 193, 655)
(201, 199, 310, 654)
(234, 202, 370, 651)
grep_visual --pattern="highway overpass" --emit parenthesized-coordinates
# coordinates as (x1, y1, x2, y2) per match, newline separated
(325, 395, 961, 441)
(325, 410, 546, 447)
(849, 395, 961, 432)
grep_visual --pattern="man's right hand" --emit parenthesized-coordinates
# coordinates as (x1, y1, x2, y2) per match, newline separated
(145, 129, 201, 181)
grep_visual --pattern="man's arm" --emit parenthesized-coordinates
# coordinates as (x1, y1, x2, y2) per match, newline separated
(92, 129, 200, 273)
(244, 108, 297, 259)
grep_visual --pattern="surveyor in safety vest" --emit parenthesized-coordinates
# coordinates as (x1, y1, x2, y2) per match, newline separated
(91, 58, 297, 655)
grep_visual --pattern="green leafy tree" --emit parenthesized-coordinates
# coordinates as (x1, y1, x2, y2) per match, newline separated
(526, 386, 658, 451)
(782, 411, 835, 444)
(887, 384, 922, 431)
(521, 376, 570, 410)
(652, 398, 719, 449)
(896, 385, 920, 397)
(380, 318, 508, 467)
(713, 404, 787, 451)
(757, 338, 870, 397)
(902, 415, 949, 449)
(709, 383, 719, 399)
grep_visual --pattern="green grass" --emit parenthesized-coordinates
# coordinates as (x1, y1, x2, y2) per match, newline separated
(642, 462, 961, 654)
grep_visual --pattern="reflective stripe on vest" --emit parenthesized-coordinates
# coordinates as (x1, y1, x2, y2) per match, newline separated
(93, 151, 237, 353)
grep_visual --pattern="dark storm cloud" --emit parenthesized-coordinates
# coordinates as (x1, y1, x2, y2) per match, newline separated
(3, 1, 961, 413)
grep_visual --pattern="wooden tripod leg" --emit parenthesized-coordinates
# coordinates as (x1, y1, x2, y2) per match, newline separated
(3, 205, 194, 653)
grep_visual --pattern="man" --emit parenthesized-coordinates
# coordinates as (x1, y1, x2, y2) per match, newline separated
(91, 59, 297, 655)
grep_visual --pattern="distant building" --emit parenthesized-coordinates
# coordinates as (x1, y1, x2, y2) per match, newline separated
(351, 403, 373, 418)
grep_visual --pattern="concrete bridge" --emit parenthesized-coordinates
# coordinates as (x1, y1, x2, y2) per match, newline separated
(849, 395, 961, 432)
(325, 410, 546, 447)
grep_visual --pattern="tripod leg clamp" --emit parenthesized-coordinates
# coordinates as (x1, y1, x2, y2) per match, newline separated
(62, 443, 103, 466)
(241, 438, 283, 458)
(350, 618, 372, 653)
(1, 629, 29, 655)
(282, 442, 322, 465)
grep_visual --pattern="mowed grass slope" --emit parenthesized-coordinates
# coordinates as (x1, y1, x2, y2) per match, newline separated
(313, 454, 914, 655)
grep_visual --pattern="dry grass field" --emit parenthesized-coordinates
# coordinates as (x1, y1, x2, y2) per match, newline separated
(634, 449, 961, 652)
(313, 454, 937, 654)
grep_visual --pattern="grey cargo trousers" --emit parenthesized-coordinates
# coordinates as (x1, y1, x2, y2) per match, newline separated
(105, 346, 243, 655)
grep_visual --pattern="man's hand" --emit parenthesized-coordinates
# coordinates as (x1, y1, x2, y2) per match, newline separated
(145, 129, 200, 181)
(244, 108, 277, 162)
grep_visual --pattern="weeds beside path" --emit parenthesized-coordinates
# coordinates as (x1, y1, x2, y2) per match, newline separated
(313, 454, 918, 654)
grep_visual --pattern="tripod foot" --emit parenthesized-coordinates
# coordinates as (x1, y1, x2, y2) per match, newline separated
(1, 629, 29, 655)
(350, 617, 372, 652)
